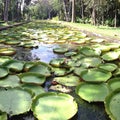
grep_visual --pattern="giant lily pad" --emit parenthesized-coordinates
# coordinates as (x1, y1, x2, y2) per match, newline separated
(0, 87, 32, 116)
(0, 67, 9, 78)
(0, 56, 12, 65)
(102, 51, 119, 61)
(53, 47, 68, 54)
(0, 48, 16, 56)
(104, 88, 120, 120)
(19, 72, 46, 85)
(50, 58, 66, 67)
(76, 82, 110, 102)
(98, 63, 118, 72)
(79, 46, 101, 56)
(21, 84, 45, 97)
(53, 74, 80, 86)
(53, 67, 72, 76)
(32, 92, 78, 120)
(5, 40, 20, 45)
(28, 62, 52, 77)
(3, 60, 24, 72)
(0, 75, 20, 88)
(80, 68, 112, 83)
(80, 57, 102, 68)
(108, 77, 120, 91)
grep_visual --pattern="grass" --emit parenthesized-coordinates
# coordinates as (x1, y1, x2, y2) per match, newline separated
(50, 20, 120, 41)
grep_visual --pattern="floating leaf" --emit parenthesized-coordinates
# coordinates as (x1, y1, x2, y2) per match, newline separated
(102, 52, 119, 61)
(81, 68, 112, 83)
(53, 47, 68, 54)
(3, 60, 24, 72)
(108, 77, 120, 91)
(105, 88, 120, 120)
(76, 82, 110, 102)
(98, 63, 118, 72)
(29, 62, 52, 77)
(0, 48, 16, 56)
(0, 87, 32, 116)
(19, 72, 46, 85)
(0, 75, 20, 88)
(0, 67, 9, 78)
(53, 74, 80, 86)
(32, 92, 78, 120)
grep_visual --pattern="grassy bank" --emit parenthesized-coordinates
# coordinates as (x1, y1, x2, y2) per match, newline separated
(50, 20, 120, 41)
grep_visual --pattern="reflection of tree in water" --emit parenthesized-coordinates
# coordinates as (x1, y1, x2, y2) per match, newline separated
(13, 47, 34, 61)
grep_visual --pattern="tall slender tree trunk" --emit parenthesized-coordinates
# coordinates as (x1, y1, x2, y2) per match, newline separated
(114, 9, 117, 27)
(4, 0, 10, 22)
(81, 0, 84, 19)
(71, 0, 75, 22)
(63, 0, 70, 21)
(91, 1, 96, 25)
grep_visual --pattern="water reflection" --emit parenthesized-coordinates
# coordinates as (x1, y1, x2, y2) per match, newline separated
(31, 43, 64, 63)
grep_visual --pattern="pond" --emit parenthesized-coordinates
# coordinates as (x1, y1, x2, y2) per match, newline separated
(0, 21, 119, 120)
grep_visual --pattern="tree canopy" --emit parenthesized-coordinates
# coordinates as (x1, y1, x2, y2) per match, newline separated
(0, 0, 120, 27)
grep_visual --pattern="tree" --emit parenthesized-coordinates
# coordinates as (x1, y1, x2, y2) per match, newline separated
(71, 0, 75, 22)
(4, 0, 10, 22)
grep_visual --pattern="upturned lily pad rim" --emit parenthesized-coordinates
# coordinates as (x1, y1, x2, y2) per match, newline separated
(0, 87, 33, 116)
(76, 82, 110, 102)
(0, 66, 9, 78)
(2, 59, 25, 72)
(0, 48, 16, 56)
(80, 68, 112, 83)
(32, 92, 78, 120)
(19, 72, 46, 85)
(104, 88, 120, 120)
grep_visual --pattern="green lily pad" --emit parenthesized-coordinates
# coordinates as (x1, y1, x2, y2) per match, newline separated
(113, 68, 120, 76)
(21, 84, 45, 97)
(80, 46, 101, 56)
(81, 68, 112, 83)
(76, 82, 110, 102)
(53, 67, 72, 76)
(0, 112, 7, 120)
(80, 57, 102, 68)
(19, 72, 46, 85)
(3, 60, 24, 72)
(108, 77, 120, 91)
(23, 61, 36, 72)
(0, 56, 12, 65)
(104, 88, 120, 120)
(32, 92, 78, 120)
(74, 67, 87, 76)
(28, 62, 52, 77)
(0, 75, 20, 88)
(0, 67, 9, 78)
(0, 87, 32, 116)
(53, 47, 68, 54)
(5, 40, 20, 45)
(53, 74, 80, 86)
(98, 63, 118, 72)
(0, 48, 16, 56)
(102, 51, 119, 61)
(64, 51, 77, 57)
(105, 43, 120, 50)
(50, 58, 66, 67)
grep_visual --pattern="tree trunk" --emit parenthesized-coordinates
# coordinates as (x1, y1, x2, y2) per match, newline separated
(91, 1, 96, 25)
(4, 0, 10, 22)
(114, 9, 117, 27)
(71, 0, 75, 22)
(81, 0, 84, 19)
(63, 0, 70, 21)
